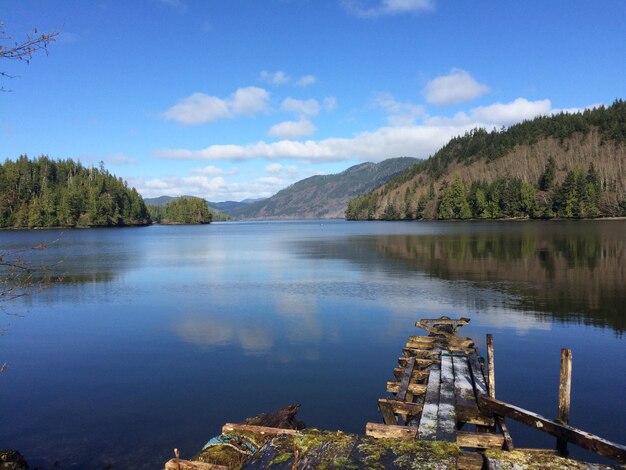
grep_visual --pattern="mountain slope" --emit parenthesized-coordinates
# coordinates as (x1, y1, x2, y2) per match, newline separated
(347, 100, 626, 220)
(231, 157, 419, 219)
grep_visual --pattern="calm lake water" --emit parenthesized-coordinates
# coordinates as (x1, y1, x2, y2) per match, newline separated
(1, 220, 625, 468)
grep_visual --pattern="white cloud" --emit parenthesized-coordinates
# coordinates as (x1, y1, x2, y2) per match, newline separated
(156, 124, 462, 163)
(343, 0, 434, 17)
(156, 97, 560, 163)
(323, 97, 337, 112)
(231, 87, 271, 115)
(426, 98, 552, 126)
(105, 153, 138, 166)
(269, 119, 317, 138)
(265, 163, 284, 175)
(281, 98, 321, 117)
(260, 70, 291, 86)
(375, 92, 426, 126)
(162, 87, 269, 125)
(424, 69, 489, 106)
(191, 165, 238, 176)
(296, 75, 317, 87)
(260, 70, 317, 87)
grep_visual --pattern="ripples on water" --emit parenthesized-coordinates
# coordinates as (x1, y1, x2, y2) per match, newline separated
(0, 220, 624, 468)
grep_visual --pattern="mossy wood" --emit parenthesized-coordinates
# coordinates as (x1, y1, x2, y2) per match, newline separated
(479, 395, 626, 463)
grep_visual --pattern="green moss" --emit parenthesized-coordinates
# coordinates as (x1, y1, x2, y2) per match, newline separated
(269, 452, 292, 466)
(357, 442, 387, 467)
(332, 456, 358, 469)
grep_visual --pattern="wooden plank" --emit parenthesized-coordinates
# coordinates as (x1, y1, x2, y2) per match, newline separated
(165, 459, 228, 470)
(496, 415, 514, 451)
(393, 367, 429, 381)
(398, 357, 438, 368)
(406, 341, 475, 354)
(452, 355, 481, 418)
(467, 353, 488, 397)
(365, 422, 417, 440)
(396, 356, 416, 401)
(479, 396, 626, 463)
(417, 318, 470, 326)
(221, 423, 299, 436)
(408, 335, 474, 348)
(487, 334, 495, 399)
(557, 348, 573, 455)
(386, 381, 427, 396)
(378, 399, 423, 416)
(378, 399, 398, 425)
(457, 431, 505, 449)
(436, 353, 457, 441)
(402, 347, 440, 358)
(415, 321, 456, 339)
(417, 364, 441, 440)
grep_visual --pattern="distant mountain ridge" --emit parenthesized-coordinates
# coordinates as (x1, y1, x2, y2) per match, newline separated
(230, 157, 419, 219)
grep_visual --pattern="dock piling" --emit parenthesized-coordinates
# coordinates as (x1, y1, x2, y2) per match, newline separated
(557, 348, 573, 456)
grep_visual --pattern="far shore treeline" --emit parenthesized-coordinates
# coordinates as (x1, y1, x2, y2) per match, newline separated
(0, 156, 212, 228)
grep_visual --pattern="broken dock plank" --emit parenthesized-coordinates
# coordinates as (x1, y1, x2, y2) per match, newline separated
(479, 396, 626, 464)
(393, 367, 430, 381)
(366, 422, 417, 440)
(396, 356, 416, 401)
(378, 399, 423, 416)
(386, 381, 427, 396)
(417, 364, 441, 440)
(452, 354, 489, 426)
(436, 353, 457, 441)
(457, 431, 505, 449)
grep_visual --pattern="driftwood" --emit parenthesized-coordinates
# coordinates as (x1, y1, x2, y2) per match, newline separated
(243, 403, 305, 430)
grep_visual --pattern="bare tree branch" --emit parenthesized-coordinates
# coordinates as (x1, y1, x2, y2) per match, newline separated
(0, 22, 59, 91)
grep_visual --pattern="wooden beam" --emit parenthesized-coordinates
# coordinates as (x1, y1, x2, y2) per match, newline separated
(396, 356, 416, 401)
(452, 356, 480, 417)
(365, 422, 417, 440)
(437, 353, 457, 441)
(417, 318, 470, 326)
(398, 357, 438, 368)
(479, 396, 626, 463)
(408, 335, 474, 347)
(467, 353, 488, 398)
(486, 334, 495, 399)
(418, 365, 441, 440)
(402, 347, 440, 358)
(378, 398, 398, 425)
(387, 381, 427, 396)
(393, 367, 429, 381)
(496, 415, 514, 451)
(457, 431, 504, 449)
(378, 399, 423, 416)
(557, 348, 572, 455)
(165, 459, 228, 470)
(221, 423, 299, 437)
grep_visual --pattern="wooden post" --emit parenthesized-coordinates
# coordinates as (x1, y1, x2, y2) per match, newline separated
(486, 334, 495, 398)
(557, 348, 573, 456)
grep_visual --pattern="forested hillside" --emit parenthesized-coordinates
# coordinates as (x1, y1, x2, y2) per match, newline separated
(0, 156, 150, 228)
(232, 157, 418, 219)
(346, 100, 626, 220)
(147, 196, 212, 224)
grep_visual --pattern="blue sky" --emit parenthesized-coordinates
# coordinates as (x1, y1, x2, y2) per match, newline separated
(2, 0, 625, 202)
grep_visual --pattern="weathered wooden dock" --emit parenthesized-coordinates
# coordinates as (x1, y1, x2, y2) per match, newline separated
(164, 317, 626, 469)
(366, 317, 508, 452)
(365, 317, 626, 466)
